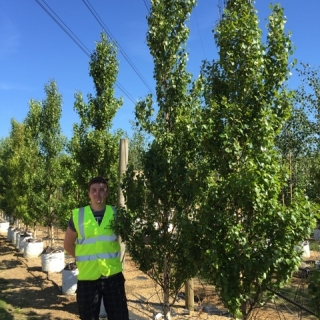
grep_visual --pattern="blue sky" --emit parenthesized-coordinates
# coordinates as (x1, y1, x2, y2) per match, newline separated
(1, 0, 319, 140)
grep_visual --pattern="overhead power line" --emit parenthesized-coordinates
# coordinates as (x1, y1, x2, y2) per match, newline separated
(82, 0, 154, 95)
(142, 0, 151, 12)
(194, 9, 206, 60)
(34, 0, 136, 105)
(35, 0, 91, 56)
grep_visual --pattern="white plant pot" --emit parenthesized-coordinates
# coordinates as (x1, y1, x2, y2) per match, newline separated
(24, 240, 44, 259)
(12, 230, 19, 245)
(62, 267, 79, 295)
(41, 251, 65, 273)
(0, 221, 9, 235)
(7, 227, 14, 241)
(15, 233, 21, 249)
(295, 241, 310, 258)
(18, 236, 33, 253)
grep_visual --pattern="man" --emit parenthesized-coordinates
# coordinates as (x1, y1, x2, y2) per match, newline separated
(64, 176, 129, 320)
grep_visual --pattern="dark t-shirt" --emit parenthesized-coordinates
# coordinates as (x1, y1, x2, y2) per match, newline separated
(68, 207, 106, 232)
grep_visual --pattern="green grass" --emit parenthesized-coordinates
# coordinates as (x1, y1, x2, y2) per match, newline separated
(0, 299, 29, 319)
(0, 299, 13, 319)
(0, 300, 8, 309)
(0, 279, 24, 319)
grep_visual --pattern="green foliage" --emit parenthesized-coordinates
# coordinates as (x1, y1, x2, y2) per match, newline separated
(24, 81, 69, 236)
(197, 1, 315, 318)
(0, 80, 70, 237)
(115, 1, 203, 318)
(290, 64, 320, 204)
(69, 33, 123, 205)
(4, 121, 30, 224)
(307, 268, 320, 318)
(275, 106, 316, 204)
(128, 122, 150, 171)
(116, 161, 202, 288)
(275, 63, 320, 206)
(0, 32, 125, 234)
(0, 138, 11, 214)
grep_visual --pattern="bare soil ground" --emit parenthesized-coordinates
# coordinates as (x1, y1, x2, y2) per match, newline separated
(0, 229, 318, 320)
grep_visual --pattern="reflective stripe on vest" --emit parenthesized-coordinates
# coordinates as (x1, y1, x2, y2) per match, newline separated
(76, 207, 117, 244)
(76, 252, 120, 262)
(78, 206, 85, 239)
(76, 235, 118, 244)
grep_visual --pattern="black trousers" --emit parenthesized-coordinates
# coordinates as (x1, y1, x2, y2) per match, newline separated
(76, 272, 129, 320)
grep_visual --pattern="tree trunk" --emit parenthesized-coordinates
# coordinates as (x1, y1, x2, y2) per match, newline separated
(163, 255, 171, 320)
(51, 224, 55, 246)
(118, 139, 128, 270)
(33, 223, 37, 239)
(289, 151, 293, 204)
(241, 300, 247, 320)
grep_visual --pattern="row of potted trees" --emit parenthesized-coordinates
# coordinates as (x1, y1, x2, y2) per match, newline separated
(0, 218, 107, 318)
(2, 221, 73, 292)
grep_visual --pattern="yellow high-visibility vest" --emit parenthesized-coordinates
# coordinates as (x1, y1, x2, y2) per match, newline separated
(72, 205, 122, 280)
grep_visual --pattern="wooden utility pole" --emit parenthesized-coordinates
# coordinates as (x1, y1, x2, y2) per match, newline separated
(185, 279, 194, 311)
(118, 139, 128, 269)
(118, 138, 128, 207)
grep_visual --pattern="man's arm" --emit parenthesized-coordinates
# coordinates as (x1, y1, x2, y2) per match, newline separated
(64, 227, 78, 258)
